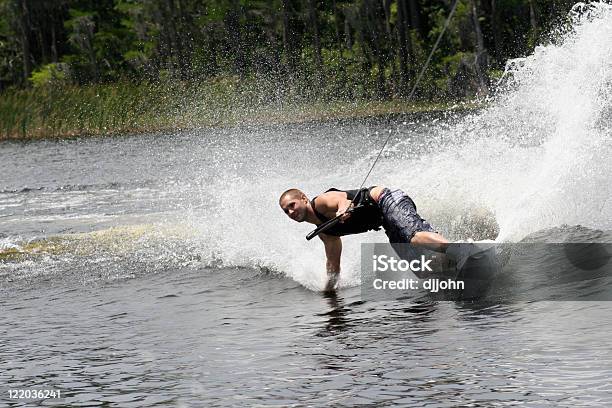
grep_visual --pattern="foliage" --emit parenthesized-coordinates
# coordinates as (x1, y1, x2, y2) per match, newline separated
(0, 0, 582, 137)
(28, 63, 69, 88)
(0, 0, 580, 93)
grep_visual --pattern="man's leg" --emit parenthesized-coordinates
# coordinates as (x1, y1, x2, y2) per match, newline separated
(411, 231, 449, 253)
(378, 188, 449, 252)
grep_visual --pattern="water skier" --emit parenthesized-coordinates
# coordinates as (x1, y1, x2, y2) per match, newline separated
(279, 186, 449, 291)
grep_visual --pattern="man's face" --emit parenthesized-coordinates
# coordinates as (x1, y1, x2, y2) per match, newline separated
(280, 195, 308, 222)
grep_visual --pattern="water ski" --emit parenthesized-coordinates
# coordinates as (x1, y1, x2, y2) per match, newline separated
(389, 241, 502, 299)
(445, 243, 502, 298)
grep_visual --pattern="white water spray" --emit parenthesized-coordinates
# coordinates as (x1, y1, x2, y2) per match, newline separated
(7, 2, 609, 292)
(196, 1, 612, 290)
(392, 0, 612, 241)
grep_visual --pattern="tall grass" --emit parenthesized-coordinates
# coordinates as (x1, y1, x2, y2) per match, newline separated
(0, 77, 470, 140)
(0, 80, 224, 139)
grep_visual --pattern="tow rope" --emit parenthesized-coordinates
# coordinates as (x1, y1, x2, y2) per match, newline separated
(306, 0, 460, 241)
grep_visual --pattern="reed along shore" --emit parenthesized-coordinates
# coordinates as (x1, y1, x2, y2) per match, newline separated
(0, 79, 478, 141)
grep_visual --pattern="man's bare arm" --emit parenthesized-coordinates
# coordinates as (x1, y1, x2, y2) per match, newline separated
(320, 233, 342, 291)
(316, 192, 354, 222)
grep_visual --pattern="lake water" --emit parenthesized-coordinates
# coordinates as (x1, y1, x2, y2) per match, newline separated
(1, 2, 612, 406)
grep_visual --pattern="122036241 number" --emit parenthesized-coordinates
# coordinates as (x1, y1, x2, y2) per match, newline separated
(8, 389, 61, 399)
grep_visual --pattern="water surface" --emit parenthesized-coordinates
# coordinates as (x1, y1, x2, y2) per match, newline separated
(2, 3, 612, 405)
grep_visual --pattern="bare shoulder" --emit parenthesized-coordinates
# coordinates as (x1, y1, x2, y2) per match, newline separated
(316, 190, 346, 211)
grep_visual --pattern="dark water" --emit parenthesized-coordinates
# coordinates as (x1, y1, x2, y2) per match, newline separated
(2, 267, 612, 407)
(2, 9, 612, 397)
(4, 2, 612, 404)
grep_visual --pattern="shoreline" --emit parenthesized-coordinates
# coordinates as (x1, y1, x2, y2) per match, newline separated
(0, 84, 483, 141)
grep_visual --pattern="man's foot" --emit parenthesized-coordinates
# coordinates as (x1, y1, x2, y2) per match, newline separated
(411, 231, 449, 253)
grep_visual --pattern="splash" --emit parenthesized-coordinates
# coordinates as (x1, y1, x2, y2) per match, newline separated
(486, 0, 612, 240)
(390, 0, 612, 242)
(3, 2, 610, 292)
(200, 1, 612, 289)
(0, 224, 201, 287)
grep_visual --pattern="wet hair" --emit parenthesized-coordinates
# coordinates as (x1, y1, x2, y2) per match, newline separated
(279, 188, 306, 205)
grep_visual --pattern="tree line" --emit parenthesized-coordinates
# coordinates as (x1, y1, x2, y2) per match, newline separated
(0, 0, 577, 99)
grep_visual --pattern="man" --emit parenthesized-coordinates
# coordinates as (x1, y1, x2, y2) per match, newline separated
(279, 186, 449, 291)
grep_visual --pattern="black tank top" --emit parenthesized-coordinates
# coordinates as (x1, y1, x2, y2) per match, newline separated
(311, 187, 383, 236)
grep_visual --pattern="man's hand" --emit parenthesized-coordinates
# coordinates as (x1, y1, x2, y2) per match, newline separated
(336, 199, 354, 223)
(324, 271, 339, 292)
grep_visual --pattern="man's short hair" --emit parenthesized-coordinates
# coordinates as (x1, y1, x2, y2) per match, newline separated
(279, 188, 306, 204)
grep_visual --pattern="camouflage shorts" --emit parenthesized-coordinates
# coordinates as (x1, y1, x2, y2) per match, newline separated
(378, 188, 436, 243)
